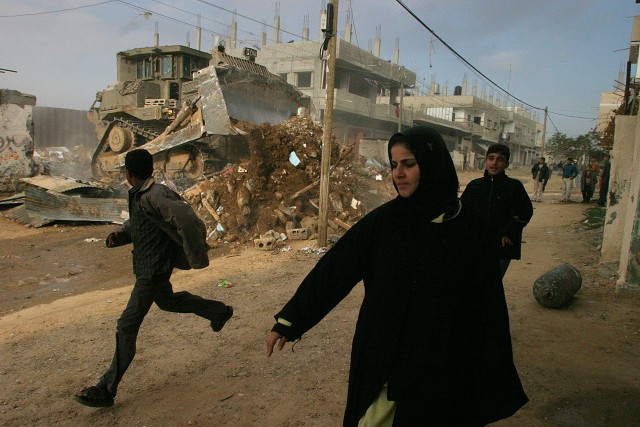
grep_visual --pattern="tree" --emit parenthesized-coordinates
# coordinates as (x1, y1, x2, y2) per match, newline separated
(545, 129, 605, 165)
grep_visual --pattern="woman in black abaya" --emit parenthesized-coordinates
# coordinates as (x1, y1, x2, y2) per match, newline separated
(267, 126, 528, 426)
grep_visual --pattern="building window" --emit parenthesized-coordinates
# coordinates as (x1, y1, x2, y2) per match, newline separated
(296, 71, 312, 88)
(182, 57, 206, 78)
(279, 73, 288, 82)
(183, 57, 191, 77)
(137, 59, 152, 79)
(452, 112, 456, 122)
(161, 56, 173, 78)
(473, 116, 481, 125)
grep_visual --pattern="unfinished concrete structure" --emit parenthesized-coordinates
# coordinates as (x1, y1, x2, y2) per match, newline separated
(224, 7, 540, 169)
(0, 89, 37, 194)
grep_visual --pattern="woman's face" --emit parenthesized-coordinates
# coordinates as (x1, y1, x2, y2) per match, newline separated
(390, 143, 420, 198)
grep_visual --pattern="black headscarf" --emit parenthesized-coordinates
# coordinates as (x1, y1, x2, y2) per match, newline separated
(387, 126, 460, 220)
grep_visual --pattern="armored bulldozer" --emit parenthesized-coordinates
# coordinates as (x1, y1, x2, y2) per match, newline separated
(88, 44, 312, 183)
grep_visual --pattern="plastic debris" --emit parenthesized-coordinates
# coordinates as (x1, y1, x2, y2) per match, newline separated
(218, 280, 233, 288)
(289, 151, 301, 166)
(298, 247, 328, 255)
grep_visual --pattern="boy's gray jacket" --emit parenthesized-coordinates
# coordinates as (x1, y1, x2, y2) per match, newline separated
(114, 178, 209, 270)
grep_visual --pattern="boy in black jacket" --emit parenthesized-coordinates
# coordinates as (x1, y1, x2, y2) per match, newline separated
(461, 143, 533, 278)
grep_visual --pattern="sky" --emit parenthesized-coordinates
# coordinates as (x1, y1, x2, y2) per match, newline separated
(1, 0, 638, 139)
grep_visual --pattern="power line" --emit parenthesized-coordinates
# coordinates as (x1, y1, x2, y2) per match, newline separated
(0, 0, 116, 18)
(394, 0, 597, 124)
(394, 0, 538, 110)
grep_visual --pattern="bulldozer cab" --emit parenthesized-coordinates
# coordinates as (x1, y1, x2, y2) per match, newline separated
(90, 45, 212, 125)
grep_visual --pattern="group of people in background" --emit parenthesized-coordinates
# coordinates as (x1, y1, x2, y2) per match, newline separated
(530, 154, 611, 205)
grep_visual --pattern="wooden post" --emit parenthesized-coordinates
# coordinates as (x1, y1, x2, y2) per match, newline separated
(318, 0, 338, 248)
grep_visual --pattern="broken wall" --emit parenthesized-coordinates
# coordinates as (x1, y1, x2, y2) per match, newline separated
(0, 89, 37, 194)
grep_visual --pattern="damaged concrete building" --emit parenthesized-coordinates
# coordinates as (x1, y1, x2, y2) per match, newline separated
(0, 89, 37, 195)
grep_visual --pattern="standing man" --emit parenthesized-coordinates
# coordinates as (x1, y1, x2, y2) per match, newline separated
(531, 157, 550, 202)
(461, 143, 533, 278)
(560, 157, 578, 202)
(73, 149, 233, 408)
(597, 154, 611, 207)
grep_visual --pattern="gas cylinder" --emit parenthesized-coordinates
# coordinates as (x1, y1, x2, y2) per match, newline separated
(532, 264, 582, 308)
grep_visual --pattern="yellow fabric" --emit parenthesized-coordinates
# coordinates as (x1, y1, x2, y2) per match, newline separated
(431, 199, 462, 224)
(277, 317, 292, 327)
(431, 212, 445, 223)
(358, 383, 396, 427)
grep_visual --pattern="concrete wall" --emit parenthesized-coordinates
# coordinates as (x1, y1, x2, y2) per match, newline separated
(33, 107, 95, 148)
(616, 114, 640, 286)
(600, 116, 635, 263)
(0, 89, 37, 194)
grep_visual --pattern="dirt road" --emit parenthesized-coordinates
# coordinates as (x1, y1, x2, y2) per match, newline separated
(1, 169, 639, 426)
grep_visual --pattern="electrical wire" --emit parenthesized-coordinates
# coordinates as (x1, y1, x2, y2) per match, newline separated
(394, 0, 598, 123)
(394, 0, 541, 110)
(196, 0, 302, 41)
(0, 1, 117, 18)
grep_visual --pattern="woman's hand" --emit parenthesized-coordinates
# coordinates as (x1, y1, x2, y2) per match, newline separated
(267, 331, 288, 357)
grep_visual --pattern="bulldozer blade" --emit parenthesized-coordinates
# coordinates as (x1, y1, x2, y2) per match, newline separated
(213, 66, 308, 127)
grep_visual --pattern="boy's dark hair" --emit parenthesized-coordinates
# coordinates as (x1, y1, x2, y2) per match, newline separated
(487, 143, 510, 163)
(125, 149, 154, 179)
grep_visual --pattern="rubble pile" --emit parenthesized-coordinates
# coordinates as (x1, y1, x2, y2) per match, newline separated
(182, 116, 369, 246)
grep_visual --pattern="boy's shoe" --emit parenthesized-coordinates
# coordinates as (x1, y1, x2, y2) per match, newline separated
(211, 306, 233, 332)
(73, 385, 114, 408)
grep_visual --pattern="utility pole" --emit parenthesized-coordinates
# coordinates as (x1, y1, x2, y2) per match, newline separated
(541, 106, 548, 155)
(318, 0, 338, 248)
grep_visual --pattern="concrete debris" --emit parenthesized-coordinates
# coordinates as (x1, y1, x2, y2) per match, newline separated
(33, 145, 94, 182)
(254, 230, 282, 251)
(186, 116, 373, 248)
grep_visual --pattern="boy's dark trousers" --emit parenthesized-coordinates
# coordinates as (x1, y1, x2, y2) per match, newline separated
(97, 273, 227, 397)
(582, 185, 592, 203)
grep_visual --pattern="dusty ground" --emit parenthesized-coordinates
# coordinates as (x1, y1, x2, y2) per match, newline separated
(1, 168, 639, 427)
